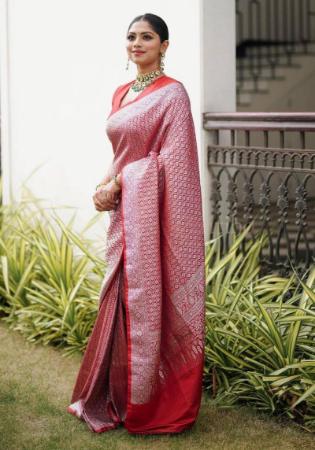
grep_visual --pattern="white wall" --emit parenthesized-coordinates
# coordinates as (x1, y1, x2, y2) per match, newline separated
(1, 0, 236, 240)
(0, 0, 202, 239)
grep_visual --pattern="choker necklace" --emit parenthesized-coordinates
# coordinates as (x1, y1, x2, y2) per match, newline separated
(131, 69, 164, 93)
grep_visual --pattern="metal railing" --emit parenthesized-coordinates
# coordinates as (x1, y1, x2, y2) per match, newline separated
(236, 0, 315, 94)
(203, 112, 315, 273)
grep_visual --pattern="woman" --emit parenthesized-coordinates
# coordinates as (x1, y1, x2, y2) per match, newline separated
(67, 13, 205, 435)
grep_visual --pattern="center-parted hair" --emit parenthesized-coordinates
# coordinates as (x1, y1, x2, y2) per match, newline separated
(127, 13, 169, 42)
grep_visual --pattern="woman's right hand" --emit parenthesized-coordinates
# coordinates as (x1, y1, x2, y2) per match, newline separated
(93, 183, 120, 211)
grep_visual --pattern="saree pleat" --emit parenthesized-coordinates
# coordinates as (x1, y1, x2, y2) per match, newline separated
(67, 76, 205, 435)
(67, 230, 127, 432)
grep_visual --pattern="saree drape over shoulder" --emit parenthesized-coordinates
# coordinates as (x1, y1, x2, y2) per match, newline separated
(67, 75, 205, 434)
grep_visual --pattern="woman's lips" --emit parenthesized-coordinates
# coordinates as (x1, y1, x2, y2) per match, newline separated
(133, 51, 145, 55)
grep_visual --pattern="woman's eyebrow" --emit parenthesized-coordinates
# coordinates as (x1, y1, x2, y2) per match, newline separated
(127, 31, 155, 35)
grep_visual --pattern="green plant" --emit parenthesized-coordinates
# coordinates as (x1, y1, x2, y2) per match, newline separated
(204, 228, 315, 431)
(1, 184, 315, 432)
(0, 199, 106, 355)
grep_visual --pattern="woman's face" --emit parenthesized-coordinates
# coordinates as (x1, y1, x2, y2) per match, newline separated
(126, 20, 168, 72)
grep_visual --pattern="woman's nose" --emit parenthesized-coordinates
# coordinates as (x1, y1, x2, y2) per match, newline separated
(133, 36, 142, 46)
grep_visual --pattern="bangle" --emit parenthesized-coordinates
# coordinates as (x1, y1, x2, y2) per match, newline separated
(112, 175, 121, 188)
(95, 183, 106, 191)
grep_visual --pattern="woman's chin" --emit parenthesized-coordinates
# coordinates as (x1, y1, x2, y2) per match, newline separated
(132, 56, 147, 64)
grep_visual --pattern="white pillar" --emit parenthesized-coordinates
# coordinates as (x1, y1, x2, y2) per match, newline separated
(200, 0, 236, 241)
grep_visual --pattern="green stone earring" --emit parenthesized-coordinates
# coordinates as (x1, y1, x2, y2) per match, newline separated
(160, 53, 165, 72)
(126, 57, 130, 71)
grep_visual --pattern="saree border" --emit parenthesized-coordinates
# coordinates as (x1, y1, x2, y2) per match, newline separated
(107, 75, 180, 119)
(120, 170, 133, 423)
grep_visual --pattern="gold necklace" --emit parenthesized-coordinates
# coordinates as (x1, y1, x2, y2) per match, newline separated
(131, 69, 164, 93)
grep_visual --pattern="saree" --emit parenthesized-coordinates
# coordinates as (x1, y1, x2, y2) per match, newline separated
(67, 75, 205, 434)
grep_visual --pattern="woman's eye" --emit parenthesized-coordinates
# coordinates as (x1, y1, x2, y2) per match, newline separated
(127, 34, 152, 41)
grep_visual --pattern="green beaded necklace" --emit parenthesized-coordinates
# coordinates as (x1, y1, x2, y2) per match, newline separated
(131, 69, 164, 93)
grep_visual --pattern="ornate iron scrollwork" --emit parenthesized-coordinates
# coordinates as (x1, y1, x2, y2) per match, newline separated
(205, 112, 315, 272)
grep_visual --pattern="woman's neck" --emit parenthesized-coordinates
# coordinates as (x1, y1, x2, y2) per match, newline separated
(137, 64, 161, 75)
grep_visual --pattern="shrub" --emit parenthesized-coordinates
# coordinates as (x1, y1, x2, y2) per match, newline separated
(1, 187, 314, 431)
(204, 227, 315, 431)
(0, 198, 105, 356)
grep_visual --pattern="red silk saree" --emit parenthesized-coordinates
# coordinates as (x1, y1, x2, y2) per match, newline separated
(67, 75, 205, 434)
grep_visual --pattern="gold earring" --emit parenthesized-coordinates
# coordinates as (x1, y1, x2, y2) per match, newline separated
(126, 57, 130, 71)
(160, 53, 165, 72)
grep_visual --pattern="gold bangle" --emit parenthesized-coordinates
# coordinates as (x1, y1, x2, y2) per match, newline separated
(112, 175, 121, 188)
(95, 183, 107, 191)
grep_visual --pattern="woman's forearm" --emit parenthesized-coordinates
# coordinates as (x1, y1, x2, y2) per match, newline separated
(99, 159, 115, 185)
(97, 170, 122, 192)
(100, 173, 112, 185)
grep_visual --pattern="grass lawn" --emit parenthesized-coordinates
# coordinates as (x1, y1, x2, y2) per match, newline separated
(0, 321, 314, 450)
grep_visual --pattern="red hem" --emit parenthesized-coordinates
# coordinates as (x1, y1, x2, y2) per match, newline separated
(67, 405, 120, 433)
(125, 424, 194, 435)
(93, 424, 118, 433)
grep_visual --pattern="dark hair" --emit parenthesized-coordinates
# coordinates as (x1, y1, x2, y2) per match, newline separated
(127, 13, 169, 42)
